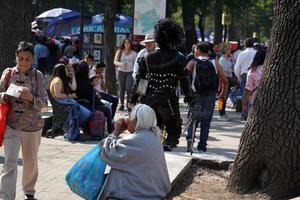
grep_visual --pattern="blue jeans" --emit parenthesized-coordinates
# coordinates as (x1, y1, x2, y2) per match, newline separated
(186, 95, 215, 152)
(240, 73, 247, 96)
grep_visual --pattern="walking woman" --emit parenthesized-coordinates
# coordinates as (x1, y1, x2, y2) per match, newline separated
(114, 38, 137, 111)
(0, 41, 48, 200)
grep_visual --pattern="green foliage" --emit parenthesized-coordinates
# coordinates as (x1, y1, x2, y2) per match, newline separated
(35, 0, 272, 41)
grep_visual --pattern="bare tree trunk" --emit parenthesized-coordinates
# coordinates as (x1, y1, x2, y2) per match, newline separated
(196, 13, 205, 42)
(104, 0, 118, 95)
(228, 1, 300, 199)
(228, 17, 236, 41)
(181, 0, 197, 52)
(213, 0, 223, 44)
(0, 1, 32, 74)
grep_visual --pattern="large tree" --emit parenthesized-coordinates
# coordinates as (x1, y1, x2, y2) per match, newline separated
(103, 0, 118, 95)
(228, 0, 300, 199)
(0, 1, 32, 73)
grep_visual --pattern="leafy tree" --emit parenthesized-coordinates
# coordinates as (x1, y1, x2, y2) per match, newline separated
(0, 1, 32, 73)
(228, 0, 300, 199)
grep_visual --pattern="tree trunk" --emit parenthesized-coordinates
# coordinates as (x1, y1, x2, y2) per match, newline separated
(104, 0, 118, 95)
(213, 0, 223, 44)
(0, 1, 32, 74)
(228, 1, 300, 199)
(181, 0, 197, 52)
(227, 17, 236, 41)
(196, 13, 205, 42)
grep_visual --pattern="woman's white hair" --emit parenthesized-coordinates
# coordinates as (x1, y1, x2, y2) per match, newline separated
(130, 104, 157, 132)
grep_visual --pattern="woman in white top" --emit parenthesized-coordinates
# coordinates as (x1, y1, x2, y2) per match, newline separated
(218, 43, 235, 120)
(114, 38, 137, 111)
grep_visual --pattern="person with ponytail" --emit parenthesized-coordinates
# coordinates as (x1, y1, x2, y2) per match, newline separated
(242, 49, 266, 115)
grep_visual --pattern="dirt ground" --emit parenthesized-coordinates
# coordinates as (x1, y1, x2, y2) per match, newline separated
(167, 163, 270, 200)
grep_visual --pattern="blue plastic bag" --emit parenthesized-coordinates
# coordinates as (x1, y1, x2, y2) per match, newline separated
(66, 145, 106, 200)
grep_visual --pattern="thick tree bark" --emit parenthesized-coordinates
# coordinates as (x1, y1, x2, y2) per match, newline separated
(181, 0, 197, 52)
(228, 1, 300, 199)
(213, 0, 223, 44)
(0, 1, 32, 74)
(104, 0, 118, 95)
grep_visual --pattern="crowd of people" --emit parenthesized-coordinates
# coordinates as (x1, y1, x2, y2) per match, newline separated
(0, 18, 268, 199)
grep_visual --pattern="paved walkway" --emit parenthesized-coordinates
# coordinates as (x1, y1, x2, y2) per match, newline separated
(0, 102, 245, 200)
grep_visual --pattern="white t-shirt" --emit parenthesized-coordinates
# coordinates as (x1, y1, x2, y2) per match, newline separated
(118, 51, 137, 72)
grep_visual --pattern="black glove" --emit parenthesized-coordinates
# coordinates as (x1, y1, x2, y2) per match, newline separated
(184, 95, 194, 105)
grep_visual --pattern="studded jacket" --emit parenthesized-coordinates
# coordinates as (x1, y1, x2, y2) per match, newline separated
(0, 67, 48, 131)
(130, 49, 192, 103)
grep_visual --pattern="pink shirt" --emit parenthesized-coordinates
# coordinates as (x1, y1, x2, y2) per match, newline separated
(245, 65, 263, 104)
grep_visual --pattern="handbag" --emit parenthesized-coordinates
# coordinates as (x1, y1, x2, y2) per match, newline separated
(136, 56, 150, 96)
(0, 68, 13, 147)
(0, 103, 10, 147)
(65, 145, 106, 200)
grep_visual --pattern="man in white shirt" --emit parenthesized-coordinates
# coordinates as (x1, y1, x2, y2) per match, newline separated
(234, 38, 257, 95)
(132, 34, 156, 79)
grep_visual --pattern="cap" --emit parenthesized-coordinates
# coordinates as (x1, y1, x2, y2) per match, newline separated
(89, 70, 97, 80)
(140, 34, 155, 46)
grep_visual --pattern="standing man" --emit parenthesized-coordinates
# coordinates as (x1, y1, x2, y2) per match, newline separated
(234, 38, 257, 95)
(132, 34, 156, 79)
(186, 42, 228, 153)
(234, 38, 256, 119)
(34, 36, 49, 75)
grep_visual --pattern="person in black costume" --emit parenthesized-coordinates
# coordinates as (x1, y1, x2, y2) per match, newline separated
(130, 19, 193, 151)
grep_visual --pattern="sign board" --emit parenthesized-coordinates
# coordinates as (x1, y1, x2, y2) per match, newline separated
(134, 0, 166, 35)
(71, 24, 131, 35)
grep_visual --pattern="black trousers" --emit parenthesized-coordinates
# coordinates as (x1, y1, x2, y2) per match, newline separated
(141, 94, 181, 146)
(100, 92, 119, 119)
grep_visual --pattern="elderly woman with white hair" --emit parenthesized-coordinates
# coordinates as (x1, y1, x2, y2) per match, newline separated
(99, 104, 171, 200)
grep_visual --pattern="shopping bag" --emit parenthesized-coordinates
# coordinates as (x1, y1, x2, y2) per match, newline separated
(0, 103, 10, 147)
(65, 145, 106, 200)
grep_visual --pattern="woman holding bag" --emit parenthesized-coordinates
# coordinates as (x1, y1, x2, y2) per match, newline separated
(99, 104, 171, 200)
(0, 41, 48, 200)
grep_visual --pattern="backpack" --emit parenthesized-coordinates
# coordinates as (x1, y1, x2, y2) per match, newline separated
(88, 110, 106, 139)
(193, 58, 218, 95)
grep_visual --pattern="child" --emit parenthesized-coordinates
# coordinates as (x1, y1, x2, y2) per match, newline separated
(90, 62, 119, 118)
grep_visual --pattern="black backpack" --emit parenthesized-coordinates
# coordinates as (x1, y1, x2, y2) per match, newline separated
(193, 58, 218, 95)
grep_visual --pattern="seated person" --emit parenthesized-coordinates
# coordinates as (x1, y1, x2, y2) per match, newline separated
(49, 63, 75, 99)
(90, 62, 119, 119)
(100, 104, 171, 199)
(66, 62, 78, 95)
(76, 61, 113, 134)
(49, 63, 90, 140)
